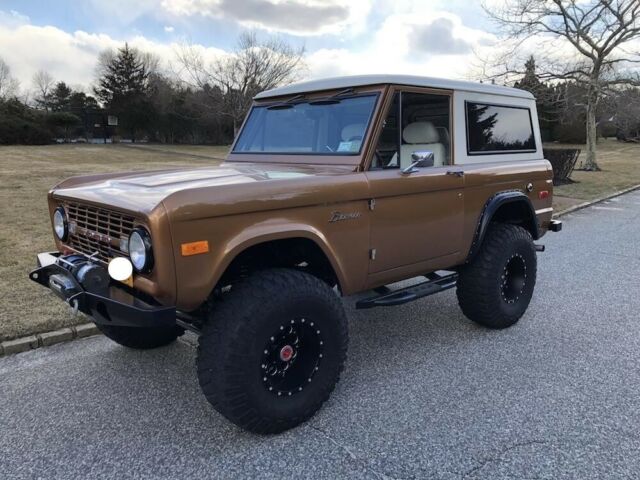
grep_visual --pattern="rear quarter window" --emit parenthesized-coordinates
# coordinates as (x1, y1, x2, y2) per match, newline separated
(465, 102, 536, 154)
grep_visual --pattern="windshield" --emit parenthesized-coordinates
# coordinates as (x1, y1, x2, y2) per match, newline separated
(233, 94, 378, 155)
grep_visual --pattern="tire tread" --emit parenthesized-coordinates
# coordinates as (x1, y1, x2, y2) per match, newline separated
(456, 223, 537, 329)
(197, 268, 348, 434)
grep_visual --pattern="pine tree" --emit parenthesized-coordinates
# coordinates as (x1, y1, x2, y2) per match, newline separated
(514, 56, 559, 142)
(515, 57, 543, 93)
(51, 82, 72, 112)
(94, 43, 153, 141)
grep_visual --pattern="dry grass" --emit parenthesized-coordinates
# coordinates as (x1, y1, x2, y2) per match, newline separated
(0, 144, 228, 341)
(1, 140, 639, 340)
(550, 138, 640, 212)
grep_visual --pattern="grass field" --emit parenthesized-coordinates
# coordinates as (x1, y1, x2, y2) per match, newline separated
(552, 139, 640, 212)
(0, 140, 638, 341)
(0, 144, 228, 341)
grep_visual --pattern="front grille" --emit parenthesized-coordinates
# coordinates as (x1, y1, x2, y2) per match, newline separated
(65, 202, 136, 262)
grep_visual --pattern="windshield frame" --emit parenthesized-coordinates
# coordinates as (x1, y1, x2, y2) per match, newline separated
(227, 85, 385, 166)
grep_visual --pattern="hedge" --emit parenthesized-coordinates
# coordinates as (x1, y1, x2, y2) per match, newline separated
(543, 148, 580, 185)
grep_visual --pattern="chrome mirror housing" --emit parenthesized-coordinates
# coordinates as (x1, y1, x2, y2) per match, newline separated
(402, 151, 434, 174)
(411, 151, 435, 168)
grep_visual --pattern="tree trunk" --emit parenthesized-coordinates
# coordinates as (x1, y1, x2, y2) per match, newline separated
(233, 118, 239, 137)
(583, 84, 600, 171)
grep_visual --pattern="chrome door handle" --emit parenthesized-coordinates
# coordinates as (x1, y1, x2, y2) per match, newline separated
(446, 170, 464, 177)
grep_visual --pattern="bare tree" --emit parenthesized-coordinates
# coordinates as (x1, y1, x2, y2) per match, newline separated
(176, 31, 306, 133)
(33, 70, 55, 111)
(482, 0, 640, 170)
(0, 57, 19, 100)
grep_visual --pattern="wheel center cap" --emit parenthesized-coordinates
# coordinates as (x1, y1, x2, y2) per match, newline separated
(279, 345, 294, 362)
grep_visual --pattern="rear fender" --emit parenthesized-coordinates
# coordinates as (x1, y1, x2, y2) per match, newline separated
(467, 191, 539, 262)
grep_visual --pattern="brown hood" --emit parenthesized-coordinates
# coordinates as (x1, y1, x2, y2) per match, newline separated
(51, 162, 363, 217)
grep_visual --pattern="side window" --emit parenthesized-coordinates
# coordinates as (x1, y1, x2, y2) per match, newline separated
(466, 102, 536, 154)
(371, 91, 451, 169)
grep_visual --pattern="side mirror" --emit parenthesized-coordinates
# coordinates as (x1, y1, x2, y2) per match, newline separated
(402, 151, 434, 174)
(411, 151, 435, 167)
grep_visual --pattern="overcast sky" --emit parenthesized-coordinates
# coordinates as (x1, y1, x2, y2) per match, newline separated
(0, 0, 502, 93)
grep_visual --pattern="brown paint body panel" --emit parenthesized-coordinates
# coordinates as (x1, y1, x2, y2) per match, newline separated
(46, 82, 554, 313)
(161, 165, 371, 310)
(365, 166, 465, 273)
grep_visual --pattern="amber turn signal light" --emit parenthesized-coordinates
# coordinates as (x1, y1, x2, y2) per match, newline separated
(181, 240, 210, 256)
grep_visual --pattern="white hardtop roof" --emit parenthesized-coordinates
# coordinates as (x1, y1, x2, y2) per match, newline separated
(254, 74, 534, 100)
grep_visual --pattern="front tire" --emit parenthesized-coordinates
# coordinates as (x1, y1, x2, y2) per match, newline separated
(197, 268, 348, 434)
(456, 223, 537, 329)
(96, 324, 184, 349)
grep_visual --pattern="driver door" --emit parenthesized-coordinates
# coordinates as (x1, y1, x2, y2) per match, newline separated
(365, 88, 465, 276)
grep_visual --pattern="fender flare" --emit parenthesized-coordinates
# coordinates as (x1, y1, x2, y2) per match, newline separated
(214, 225, 349, 292)
(466, 191, 539, 262)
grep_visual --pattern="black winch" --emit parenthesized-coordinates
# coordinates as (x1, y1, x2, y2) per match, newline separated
(48, 254, 110, 302)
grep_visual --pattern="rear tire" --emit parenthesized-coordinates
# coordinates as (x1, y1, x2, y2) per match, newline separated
(197, 268, 348, 434)
(456, 223, 537, 329)
(96, 324, 184, 349)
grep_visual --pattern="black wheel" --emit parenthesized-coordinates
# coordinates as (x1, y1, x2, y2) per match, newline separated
(456, 223, 537, 329)
(96, 324, 184, 349)
(197, 268, 348, 434)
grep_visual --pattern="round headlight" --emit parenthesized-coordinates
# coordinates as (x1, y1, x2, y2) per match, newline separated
(53, 207, 67, 241)
(128, 228, 153, 273)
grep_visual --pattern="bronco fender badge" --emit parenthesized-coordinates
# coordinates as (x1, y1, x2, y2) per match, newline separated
(329, 211, 362, 223)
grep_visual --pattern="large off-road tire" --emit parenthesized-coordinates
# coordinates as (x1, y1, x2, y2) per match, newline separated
(456, 223, 537, 329)
(197, 268, 348, 434)
(96, 324, 184, 349)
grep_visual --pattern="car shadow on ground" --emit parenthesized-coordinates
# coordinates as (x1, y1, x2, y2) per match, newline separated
(85, 288, 509, 433)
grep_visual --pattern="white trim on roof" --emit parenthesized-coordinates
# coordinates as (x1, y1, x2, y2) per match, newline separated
(254, 74, 534, 100)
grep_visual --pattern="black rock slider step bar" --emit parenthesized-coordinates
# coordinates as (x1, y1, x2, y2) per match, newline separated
(356, 272, 458, 309)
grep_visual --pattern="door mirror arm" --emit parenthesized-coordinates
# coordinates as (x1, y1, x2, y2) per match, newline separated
(401, 161, 420, 175)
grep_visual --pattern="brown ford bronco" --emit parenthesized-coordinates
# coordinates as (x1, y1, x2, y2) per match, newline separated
(30, 75, 562, 433)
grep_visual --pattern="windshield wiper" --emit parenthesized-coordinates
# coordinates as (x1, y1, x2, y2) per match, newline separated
(309, 88, 355, 106)
(266, 88, 356, 109)
(266, 94, 305, 110)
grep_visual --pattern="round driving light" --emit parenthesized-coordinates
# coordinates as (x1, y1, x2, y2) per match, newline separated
(128, 228, 153, 273)
(53, 207, 67, 241)
(108, 257, 133, 282)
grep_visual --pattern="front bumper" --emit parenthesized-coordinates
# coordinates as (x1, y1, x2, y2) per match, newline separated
(29, 252, 176, 328)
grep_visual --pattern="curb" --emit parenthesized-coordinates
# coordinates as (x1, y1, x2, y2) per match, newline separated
(0, 323, 100, 357)
(554, 183, 640, 218)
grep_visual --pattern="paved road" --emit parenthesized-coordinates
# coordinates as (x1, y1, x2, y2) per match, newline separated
(2, 190, 640, 480)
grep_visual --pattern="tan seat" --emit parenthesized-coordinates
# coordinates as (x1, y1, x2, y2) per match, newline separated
(436, 126, 450, 162)
(399, 121, 446, 168)
(341, 123, 365, 142)
(339, 123, 365, 152)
